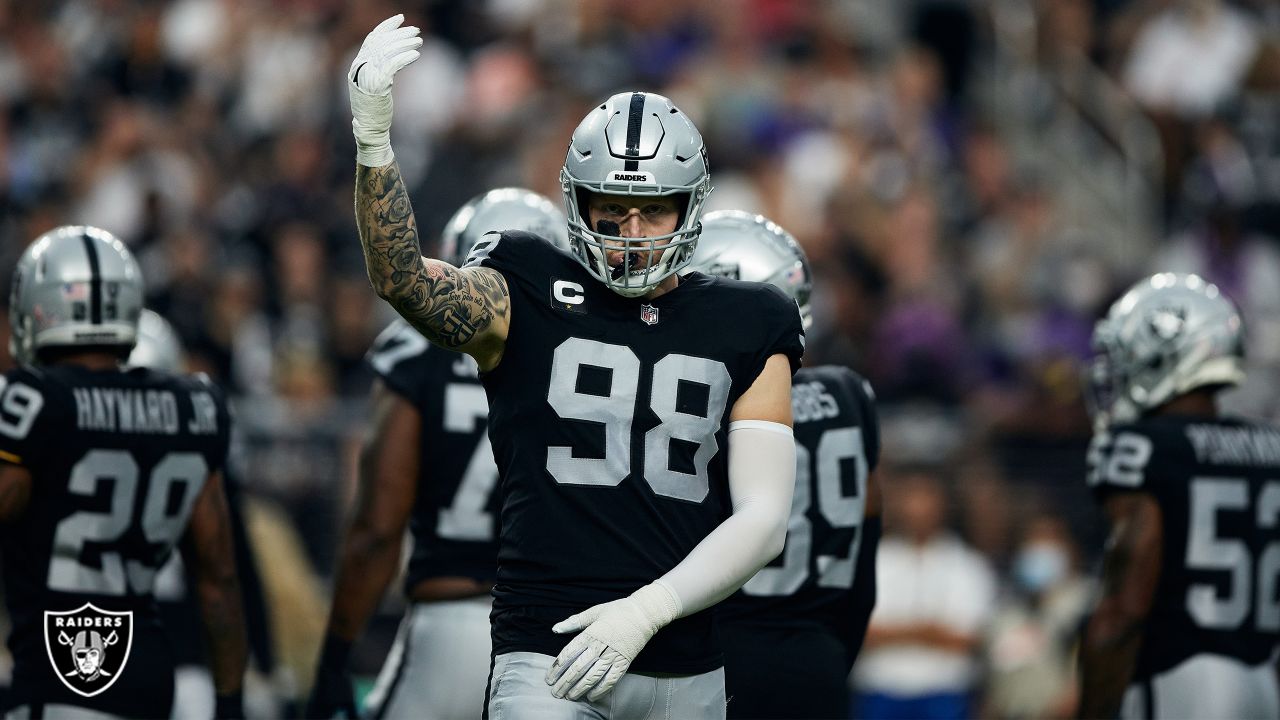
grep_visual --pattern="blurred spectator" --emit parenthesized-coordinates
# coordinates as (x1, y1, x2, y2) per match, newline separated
(853, 469, 997, 720)
(982, 515, 1092, 720)
(1122, 0, 1259, 119)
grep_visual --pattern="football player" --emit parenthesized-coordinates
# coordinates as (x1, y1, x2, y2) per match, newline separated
(346, 16, 803, 718)
(1080, 273, 1280, 719)
(691, 211, 882, 720)
(0, 227, 247, 718)
(131, 310, 282, 720)
(306, 188, 569, 720)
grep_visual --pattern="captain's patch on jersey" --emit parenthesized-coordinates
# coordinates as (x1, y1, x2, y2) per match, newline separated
(44, 604, 133, 698)
(550, 279, 587, 314)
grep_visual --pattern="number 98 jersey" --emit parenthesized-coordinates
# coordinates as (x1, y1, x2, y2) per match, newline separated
(0, 362, 229, 713)
(1087, 415, 1280, 681)
(466, 231, 805, 675)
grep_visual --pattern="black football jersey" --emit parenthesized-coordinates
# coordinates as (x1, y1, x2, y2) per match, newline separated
(1087, 415, 1280, 680)
(717, 366, 880, 653)
(467, 231, 805, 674)
(366, 319, 499, 590)
(0, 362, 230, 714)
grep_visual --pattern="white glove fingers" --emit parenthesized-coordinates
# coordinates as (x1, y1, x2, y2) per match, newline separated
(389, 51, 421, 76)
(552, 611, 591, 635)
(382, 25, 420, 44)
(587, 662, 629, 703)
(370, 14, 405, 37)
(565, 655, 612, 701)
(546, 634, 588, 684)
(390, 51, 420, 76)
(550, 641, 604, 699)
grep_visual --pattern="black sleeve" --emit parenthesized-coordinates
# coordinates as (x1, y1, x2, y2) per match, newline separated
(0, 367, 56, 469)
(223, 474, 277, 672)
(849, 370, 881, 471)
(745, 284, 806, 385)
(365, 320, 434, 407)
(843, 515, 881, 671)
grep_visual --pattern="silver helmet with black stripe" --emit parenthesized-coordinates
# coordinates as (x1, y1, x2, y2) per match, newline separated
(441, 187, 569, 266)
(690, 210, 813, 329)
(9, 226, 144, 365)
(1087, 272, 1245, 428)
(560, 91, 712, 298)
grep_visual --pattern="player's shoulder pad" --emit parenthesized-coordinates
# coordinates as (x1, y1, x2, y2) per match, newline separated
(462, 230, 556, 269)
(700, 275, 805, 338)
(2, 363, 47, 390)
(1086, 418, 1184, 494)
(366, 319, 441, 406)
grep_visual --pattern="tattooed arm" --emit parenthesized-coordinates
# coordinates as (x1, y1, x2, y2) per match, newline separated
(1079, 492, 1162, 719)
(355, 161, 510, 371)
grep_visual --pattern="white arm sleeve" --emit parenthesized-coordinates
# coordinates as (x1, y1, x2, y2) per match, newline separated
(653, 420, 796, 618)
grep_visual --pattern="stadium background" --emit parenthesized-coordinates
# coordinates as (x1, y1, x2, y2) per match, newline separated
(0, 0, 1278, 714)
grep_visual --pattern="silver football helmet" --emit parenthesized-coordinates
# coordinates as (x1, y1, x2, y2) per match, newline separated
(690, 210, 813, 329)
(560, 91, 712, 298)
(127, 309, 185, 373)
(441, 187, 569, 266)
(1088, 272, 1245, 428)
(9, 226, 144, 365)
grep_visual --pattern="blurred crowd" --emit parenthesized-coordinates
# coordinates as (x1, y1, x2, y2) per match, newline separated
(1, 0, 1279, 715)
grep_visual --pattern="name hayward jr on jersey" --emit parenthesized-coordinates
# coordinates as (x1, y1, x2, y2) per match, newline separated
(1080, 273, 1280, 720)
(692, 211, 884, 720)
(0, 226, 245, 719)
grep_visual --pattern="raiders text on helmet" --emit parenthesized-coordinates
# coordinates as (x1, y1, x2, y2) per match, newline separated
(9, 226, 144, 365)
(690, 210, 813, 329)
(442, 187, 570, 266)
(560, 91, 712, 298)
(1088, 272, 1245, 428)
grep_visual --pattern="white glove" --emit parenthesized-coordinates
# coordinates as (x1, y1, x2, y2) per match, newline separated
(347, 14, 422, 167)
(545, 581, 681, 702)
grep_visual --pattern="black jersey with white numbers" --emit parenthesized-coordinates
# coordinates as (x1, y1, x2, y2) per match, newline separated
(467, 231, 805, 674)
(1087, 415, 1280, 680)
(366, 319, 499, 590)
(0, 363, 229, 716)
(718, 366, 880, 658)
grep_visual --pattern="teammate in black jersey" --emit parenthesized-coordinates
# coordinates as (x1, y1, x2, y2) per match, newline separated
(133, 309, 283, 720)
(0, 227, 247, 719)
(691, 211, 883, 719)
(1080, 273, 1280, 719)
(346, 17, 802, 718)
(307, 188, 569, 720)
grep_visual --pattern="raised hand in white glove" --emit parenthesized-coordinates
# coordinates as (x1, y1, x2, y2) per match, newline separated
(545, 581, 681, 702)
(348, 14, 422, 167)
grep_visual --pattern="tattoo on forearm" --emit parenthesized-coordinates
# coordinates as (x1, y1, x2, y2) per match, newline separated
(355, 163, 508, 349)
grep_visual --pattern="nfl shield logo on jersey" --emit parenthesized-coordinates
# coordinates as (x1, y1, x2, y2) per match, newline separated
(44, 604, 133, 697)
(640, 304, 659, 325)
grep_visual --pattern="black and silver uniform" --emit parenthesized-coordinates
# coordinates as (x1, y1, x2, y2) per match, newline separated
(0, 363, 230, 716)
(1087, 415, 1280, 681)
(366, 319, 498, 590)
(467, 231, 805, 674)
(718, 365, 880, 719)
